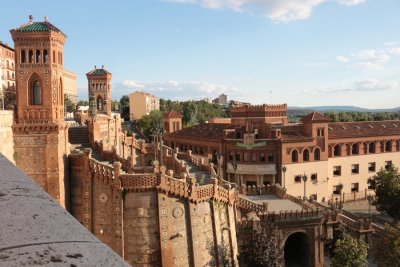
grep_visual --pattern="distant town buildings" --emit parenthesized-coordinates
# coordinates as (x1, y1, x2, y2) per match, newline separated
(128, 91, 159, 120)
(212, 93, 228, 106)
(0, 41, 15, 108)
(63, 69, 77, 104)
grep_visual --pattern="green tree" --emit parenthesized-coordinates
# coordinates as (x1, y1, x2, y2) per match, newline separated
(368, 164, 400, 221)
(326, 222, 346, 258)
(1, 85, 16, 109)
(374, 223, 400, 267)
(238, 223, 280, 267)
(64, 95, 75, 113)
(119, 95, 130, 121)
(330, 235, 368, 267)
(136, 110, 163, 138)
(76, 100, 89, 107)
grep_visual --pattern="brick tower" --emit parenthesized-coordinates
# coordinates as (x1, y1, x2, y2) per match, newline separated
(86, 66, 112, 116)
(10, 16, 69, 207)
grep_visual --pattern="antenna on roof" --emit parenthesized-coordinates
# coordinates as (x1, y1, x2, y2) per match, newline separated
(102, 65, 104, 69)
(29, 15, 33, 23)
(94, 65, 97, 69)
(44, 16, 48, 22)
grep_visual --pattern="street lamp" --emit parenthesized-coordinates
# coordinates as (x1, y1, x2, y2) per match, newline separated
(281, 165, 287, 189)
(302, 173, 308, 201)
(367, 194, 374, 217)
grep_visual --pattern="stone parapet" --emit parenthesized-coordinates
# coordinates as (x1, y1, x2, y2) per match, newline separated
(0, 110, 14, 163)
(0, 155, 129, 267)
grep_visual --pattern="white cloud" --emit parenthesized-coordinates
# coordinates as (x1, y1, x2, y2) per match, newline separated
(384, 41, 399, 47)
(301, 78, 398, 94)
(354, 62, 384, 71)
(164, 0, 366, 23)
(336, 56, 349, 63)
(115, 80, 239, 100)
(387, 47, 400, 55)
(355, 49, 389, 64)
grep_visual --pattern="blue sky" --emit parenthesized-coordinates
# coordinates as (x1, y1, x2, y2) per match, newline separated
(1, 0, 400, 108)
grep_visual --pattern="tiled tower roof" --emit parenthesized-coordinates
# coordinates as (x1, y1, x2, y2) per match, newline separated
(163, 110, 183, 119)
(13, 16, 66, 36)
(86, 67, 111, 76)
(300, 111, 331, 123)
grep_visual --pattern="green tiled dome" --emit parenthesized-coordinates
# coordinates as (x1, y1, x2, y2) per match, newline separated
(14, 21, 65, 36)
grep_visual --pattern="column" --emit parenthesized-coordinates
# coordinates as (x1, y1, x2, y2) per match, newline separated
(272, 175, 276, 185)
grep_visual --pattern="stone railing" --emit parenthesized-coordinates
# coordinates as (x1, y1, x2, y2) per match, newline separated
(89, 158, 116, 183)
(265, 209, 323, 223)
(158, 173, 190, 198)
(0, 155, 130, 267)
(236, 195, 267, 214)
(337, 213, 373, 232)
(120, 173, 159, 190)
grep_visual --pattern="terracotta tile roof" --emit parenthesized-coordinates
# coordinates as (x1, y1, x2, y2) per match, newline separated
(163, 110, 182, 119)
(300, 112, 331, 123)
(328, 120, 400, 139)
(280, 124, 313, 142)
(166, 123, 234, 140)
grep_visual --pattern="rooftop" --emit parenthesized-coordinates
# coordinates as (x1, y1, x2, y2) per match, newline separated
(300, 111, 331, 123)
(163, 110, 183, 119)
(167, 123, 234, 140)
(12, 16, 66, 37)
(328, 120, 400, 139)
(86, 65, 111, 76)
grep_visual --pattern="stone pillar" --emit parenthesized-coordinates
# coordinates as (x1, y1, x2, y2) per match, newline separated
(272, 175, 276, 185)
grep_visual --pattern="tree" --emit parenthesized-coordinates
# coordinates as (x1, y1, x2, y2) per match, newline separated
(76, 100, 89, 107)
(374, 223, 400, 267)
(136, 110, 163, 138)
(1, 85, 16, 109)
(120, 95, 130, 121)
(64, 95, 75, 113)
(367, 164, 400, 221)
(238, 223, 280, 267)
(330, 234, 368, 267)
(325, 222, 346, 258)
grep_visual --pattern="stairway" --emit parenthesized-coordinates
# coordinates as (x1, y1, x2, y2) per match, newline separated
(69, 126, 89, 145)
(181, 159, 214, 185)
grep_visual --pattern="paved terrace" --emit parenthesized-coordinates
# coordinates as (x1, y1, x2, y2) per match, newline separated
(245, 194, 302, 213)
(0, 154, 129, 267)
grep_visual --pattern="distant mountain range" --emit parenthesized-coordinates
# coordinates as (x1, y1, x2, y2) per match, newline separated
(288, 106, 400, 112)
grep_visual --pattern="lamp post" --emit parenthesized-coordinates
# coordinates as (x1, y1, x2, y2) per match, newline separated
(302, 173, 308, 201)
(281, 165, 287, 189)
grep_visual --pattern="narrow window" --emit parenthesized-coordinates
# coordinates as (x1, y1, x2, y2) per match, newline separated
(291, 150, 298, 162)
(351, 183, 359, 192)
(385, 141, 392, 152)
(314, 148, 320, 161)
(29, 50, 33, 63)
(31, 80, 41, 105)
(43, 50, 48, 63)
(268, 153, 274, 162)
(235, 152, 241, 162)
(260, 152, 265, 162)
(368, 162, 376, 172)
(36, 50, 41, 63)
(351, 164, 359, 174)
(333, 166, 341, 176)
(351, 143, 359, 155)
(333, 145, 341, 156)
(369, 143, 375, 153)
(53, 51, 56, 63)
(303, 149, 310, 161)
(21, 50, 26, 63)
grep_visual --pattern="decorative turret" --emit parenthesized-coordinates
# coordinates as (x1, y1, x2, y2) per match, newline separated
(86, 65, 112, 116)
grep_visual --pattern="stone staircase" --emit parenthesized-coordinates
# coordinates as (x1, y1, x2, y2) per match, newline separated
(181, 159, 214, 185)
(69, 126, 89, 144)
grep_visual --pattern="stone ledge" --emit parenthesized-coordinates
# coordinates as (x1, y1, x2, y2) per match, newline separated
(0, 154, 130, 267)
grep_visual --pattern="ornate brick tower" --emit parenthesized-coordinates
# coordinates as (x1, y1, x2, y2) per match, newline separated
(86, 66, 112, 116)
(10, 16, 69, 207)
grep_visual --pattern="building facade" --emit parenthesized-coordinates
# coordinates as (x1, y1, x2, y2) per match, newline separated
(129, 91, 159, 120)
(0, 41, 15, 108)
(164, 105, 400, 204)
(63, 69, 77, 104)
(10, 16, 69, 207)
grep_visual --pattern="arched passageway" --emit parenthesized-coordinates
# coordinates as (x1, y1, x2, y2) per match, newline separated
(284, 232, 311, 267)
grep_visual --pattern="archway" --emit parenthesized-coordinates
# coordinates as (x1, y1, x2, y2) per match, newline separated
(284, 232, 311, 267)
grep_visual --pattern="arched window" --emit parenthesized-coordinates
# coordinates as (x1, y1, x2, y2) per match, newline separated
(21, 50, 26, 63)
(43, 50, 48, 63)
(385, 141, 392, 152)
(333, 145, 341, 156)
(36, 50, 41, 63)
(28, 50, 33, 63)
(314, 148, 320, 161)
(303, 149, 310, 161)
(53, 51, 56, 63)
(369, 142, 376, 153)
(352, 143, 359, 155)
(291, 150, 298, 162)
(31, 80, 41, 105)
(97, 96, 103, 111)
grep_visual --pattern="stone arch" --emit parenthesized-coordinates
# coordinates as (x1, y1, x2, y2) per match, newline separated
(351, 143, 359, 155)
(28, 73, 42, 105)
(97, 95, 103, 111)
(283, 231, 312, 267)
(313, 147, 321, 161)
(290, 149, 299, 163)
(333, 144, 341, 157)
(385, 140, 392, 152)
(302, 148, 310, 162)
(369, 142, 376, 153)
(59, 77, 63, 105)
